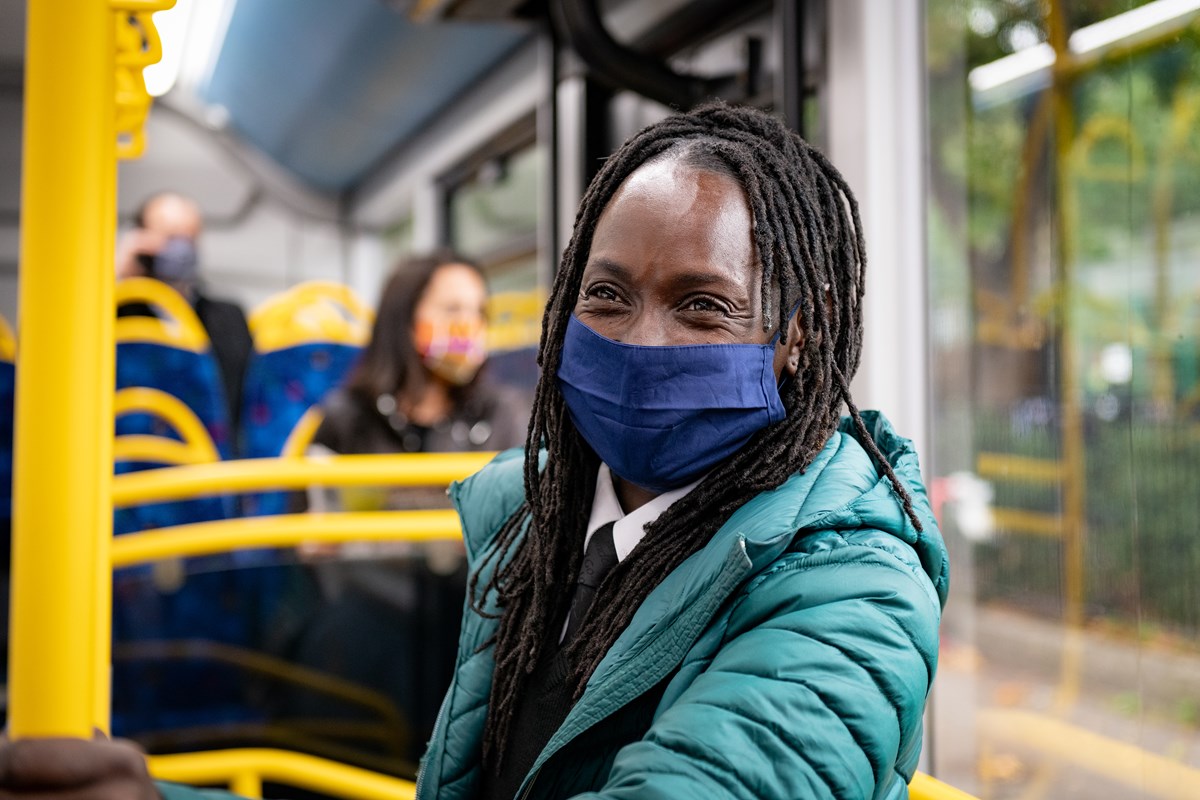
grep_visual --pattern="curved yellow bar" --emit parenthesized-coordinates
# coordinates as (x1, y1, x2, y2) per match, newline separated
(909, 772, 980, 800)
(112, 436, 216, 466)
(281, 406, 326, 457)
(147, 749, 415, 800)
(111, 0, 177, 10)
(114, 10, 164, 68)
(0, 314, 15, 361)
(115, 277, 210, 351)
(486, 288, 547, 352)
(147, 755, 970, 800)
(112, 452, 496, 507)
(114, 387, 221, 464)
(249, 281, 373, 353)
(111, 510, 462, 568)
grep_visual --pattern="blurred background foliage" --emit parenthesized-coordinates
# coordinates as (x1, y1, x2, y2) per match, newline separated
(926, 0, 1200, 640)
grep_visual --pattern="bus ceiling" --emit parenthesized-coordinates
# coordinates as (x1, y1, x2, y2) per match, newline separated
(183, 0, 763, 194)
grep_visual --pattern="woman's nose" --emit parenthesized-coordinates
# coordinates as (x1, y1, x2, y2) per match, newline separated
(622, 310, 674, 347)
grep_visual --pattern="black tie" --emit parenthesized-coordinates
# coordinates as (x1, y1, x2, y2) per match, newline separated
(563, 521, 618, 643)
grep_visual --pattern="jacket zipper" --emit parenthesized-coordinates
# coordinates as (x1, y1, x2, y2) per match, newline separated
(415, 683, 454, 799)
(516, 766, 542, 800)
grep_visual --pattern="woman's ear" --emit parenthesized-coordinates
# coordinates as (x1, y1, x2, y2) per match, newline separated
(773, 310, 806, 380)
(783, 311, 805, 377)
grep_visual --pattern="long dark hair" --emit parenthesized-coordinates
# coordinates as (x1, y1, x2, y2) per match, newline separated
(345, 250, 485, 405)
(473, 103, 923, 768)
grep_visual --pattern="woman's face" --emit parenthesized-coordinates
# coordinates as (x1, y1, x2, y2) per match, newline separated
(412, 263, 489, 385)
(414, 262, 488, 332)
(574, 157, 800, 379)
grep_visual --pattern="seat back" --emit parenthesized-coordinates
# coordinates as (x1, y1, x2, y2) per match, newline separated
(110, 390, 264, 739)
(113, 387, 232, 535)
(116, 278, 233, 459)
(242, 282, 370, 516)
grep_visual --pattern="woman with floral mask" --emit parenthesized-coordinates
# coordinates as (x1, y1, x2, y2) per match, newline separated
(311, 252, 528, 463)
(0, 105, 945, 800)
(288, 252, 530, 768)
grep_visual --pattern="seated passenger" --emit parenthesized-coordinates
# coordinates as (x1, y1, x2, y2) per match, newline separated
(279, 253, 529, 766)
(116, 192, 253, 452)
(308, 251, 530, 511)
(0, 103, 947, 800)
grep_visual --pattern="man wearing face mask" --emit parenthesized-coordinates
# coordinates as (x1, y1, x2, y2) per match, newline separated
(116, 192, 253, 452)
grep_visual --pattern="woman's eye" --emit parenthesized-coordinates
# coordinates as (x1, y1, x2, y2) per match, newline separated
(585, 284, 620, 302)
(684, 296, 725, 313)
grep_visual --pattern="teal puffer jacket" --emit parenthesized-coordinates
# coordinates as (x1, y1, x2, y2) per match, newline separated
(417, 411, 949, 800)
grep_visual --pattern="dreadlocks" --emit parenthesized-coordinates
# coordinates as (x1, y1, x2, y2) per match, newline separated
(471, 102, 924, 768)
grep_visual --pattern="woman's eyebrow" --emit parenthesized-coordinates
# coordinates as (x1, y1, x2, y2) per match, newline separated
(663, 269, 748, 297)
(584, 257, 635, 282)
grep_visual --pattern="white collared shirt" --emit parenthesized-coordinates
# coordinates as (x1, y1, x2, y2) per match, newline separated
(561, 464, 702, 643)
(584, 463, 703, 562)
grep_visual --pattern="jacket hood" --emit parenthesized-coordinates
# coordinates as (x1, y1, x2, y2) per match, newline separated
(450, 410, 948, 609)
(811, 411, 948, 606)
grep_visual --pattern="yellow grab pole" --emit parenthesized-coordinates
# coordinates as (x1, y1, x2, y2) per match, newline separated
(9, 1, 116, 737)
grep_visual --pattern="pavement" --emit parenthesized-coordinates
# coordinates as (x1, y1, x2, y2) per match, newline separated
(928, 605, 1200, 799)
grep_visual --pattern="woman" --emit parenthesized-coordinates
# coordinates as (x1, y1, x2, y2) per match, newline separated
(288, 252, 530, 767)
(0, 104, 946, 800)
(311, 251, 528, 471)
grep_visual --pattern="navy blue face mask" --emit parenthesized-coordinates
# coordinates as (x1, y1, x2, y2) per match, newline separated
(556, 314, 788, 494)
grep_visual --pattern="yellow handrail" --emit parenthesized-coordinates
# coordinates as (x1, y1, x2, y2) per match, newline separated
(280, 406, 326, 457)
(11, 0, 126, 739)
(0, 314, 15, 361)
(115, 277, 211, 352)
(249, 281, 374, 353)
(909, 771, 980, 800)
(147, 749, 415, 800)
(114, 387, 222, 465)
(146, 750, 964, 800)
(112, 452, 497, 507)
(111, 510, 462, 568)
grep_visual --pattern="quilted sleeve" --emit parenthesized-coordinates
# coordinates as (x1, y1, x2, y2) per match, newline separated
(582, 539, 942, 800)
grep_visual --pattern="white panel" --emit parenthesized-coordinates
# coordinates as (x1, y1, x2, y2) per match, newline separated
(117, 111, 255, 223)
(0, 96, 23, 216)
(555, 76, 587, 259)
(827, 0, 929, 461)
(348, 233, 388, 308)
(0, 276, 16, 327)
(290, 222, 346, 284)
(196, 201, 294, 305)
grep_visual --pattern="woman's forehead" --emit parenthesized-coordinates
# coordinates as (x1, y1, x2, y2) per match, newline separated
(586, 158, 759, 289)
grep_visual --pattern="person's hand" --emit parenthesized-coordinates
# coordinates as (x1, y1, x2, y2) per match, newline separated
(115, 228, 166, 280)
(0, 735, 159, 800)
